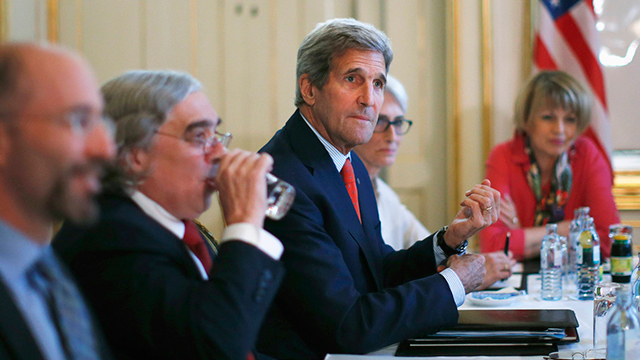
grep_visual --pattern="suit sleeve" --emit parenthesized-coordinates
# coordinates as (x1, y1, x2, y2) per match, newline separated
(62, 221, 284, 360)
(266, 190, 458, 355)
(480, 143, 527, 260)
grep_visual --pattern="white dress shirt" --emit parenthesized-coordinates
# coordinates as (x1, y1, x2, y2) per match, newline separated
(301, 113, 465, 306)
(131, 191, 283, 280)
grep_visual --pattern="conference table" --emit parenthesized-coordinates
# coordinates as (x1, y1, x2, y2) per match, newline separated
(326, 272, 599, 360)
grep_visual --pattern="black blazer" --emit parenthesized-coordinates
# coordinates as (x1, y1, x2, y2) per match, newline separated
(54, 192, 284, 360)
(0, 280, 47, 360)
(257, 110, 459, 359)
(0, 259, 112, 360)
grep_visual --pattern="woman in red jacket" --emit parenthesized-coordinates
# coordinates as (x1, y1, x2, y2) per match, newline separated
(479, 71, 619, 261)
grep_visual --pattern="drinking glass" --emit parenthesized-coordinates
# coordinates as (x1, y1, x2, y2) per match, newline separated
(207, 166, 295, 221)
(593, 282, 621, 350)
(265, 173, 296, 220)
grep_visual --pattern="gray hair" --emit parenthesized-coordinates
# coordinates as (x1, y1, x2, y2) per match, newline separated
(101, 70, 201, 188)
(514, 71, 592, 134)
(294, 18, 393, 107)
(384, 74, 408, 113)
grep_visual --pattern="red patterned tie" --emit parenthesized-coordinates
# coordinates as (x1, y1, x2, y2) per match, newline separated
(182, 220, 213, 274)
(341, 158, 361, 222)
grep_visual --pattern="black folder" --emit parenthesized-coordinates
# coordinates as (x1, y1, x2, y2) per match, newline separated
(395, 309, 579, 357)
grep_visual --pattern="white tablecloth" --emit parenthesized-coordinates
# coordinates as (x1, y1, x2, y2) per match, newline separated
(326, 274, 595, 359)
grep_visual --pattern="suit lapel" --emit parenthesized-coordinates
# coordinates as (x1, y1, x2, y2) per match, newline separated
(285, 111, 383, 290)
(0, 281, 46, 360)
(107, 195, 208, 280)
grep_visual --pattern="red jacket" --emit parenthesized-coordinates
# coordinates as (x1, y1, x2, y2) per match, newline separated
(479, 134, 619, 261)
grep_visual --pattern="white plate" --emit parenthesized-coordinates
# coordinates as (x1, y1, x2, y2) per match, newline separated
(467, 288, 524, 307)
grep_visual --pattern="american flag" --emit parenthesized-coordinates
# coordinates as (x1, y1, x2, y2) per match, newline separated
(533, 0, 612, 173)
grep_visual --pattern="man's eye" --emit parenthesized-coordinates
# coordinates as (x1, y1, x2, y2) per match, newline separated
(374, 80, 384, 89)
(185, 130, 207, 142)
(346, 76, 355, 83)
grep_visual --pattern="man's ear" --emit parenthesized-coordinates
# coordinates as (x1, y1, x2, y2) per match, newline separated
(124, 147, 152, 176)
(299, 74, 316, 106)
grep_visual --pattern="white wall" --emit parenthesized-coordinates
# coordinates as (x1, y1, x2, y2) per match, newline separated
(7, 0, 635, 246)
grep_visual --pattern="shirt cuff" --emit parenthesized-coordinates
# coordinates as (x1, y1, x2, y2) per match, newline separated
(439, 268, 466, 307)
(221, 223, 284, 260)
(432, 233, 447, 265)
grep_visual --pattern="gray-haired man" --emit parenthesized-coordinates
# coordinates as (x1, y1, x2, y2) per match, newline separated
(54, 70, 285, 360)
(259, 18, 498, 359)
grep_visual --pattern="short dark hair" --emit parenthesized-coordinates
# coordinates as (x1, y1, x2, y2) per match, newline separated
(0, 48, 28, 117)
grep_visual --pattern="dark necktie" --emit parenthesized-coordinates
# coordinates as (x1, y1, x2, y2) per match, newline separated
(341, 158, 361, 222)
(183, 220, 213, 274)
(28, 252, 101, 360)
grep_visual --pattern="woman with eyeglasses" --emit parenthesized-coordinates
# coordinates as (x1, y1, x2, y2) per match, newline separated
(479, 71, 620, 261)
(355, 75, 514, 290)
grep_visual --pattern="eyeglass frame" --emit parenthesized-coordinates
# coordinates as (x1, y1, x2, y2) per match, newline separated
(0, 105, 113, 137)
(155, 128, 232, 154)
(374, 115, 413, 135)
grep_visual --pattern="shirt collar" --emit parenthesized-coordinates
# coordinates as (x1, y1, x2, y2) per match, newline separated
(131, 191, 185, 239)
(0, 218, 47, 284)
(300, 111, 351, 172)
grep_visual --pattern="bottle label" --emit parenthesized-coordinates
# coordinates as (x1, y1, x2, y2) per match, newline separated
(577, 245, 583, 265)
(554, 250, 563, 267)
(611, 256, 633, 276)
(593, 245, 600, 265)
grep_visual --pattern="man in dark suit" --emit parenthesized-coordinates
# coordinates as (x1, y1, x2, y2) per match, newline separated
(0, 43, 115, 359)
(54, 70, 285, 360)
(258, 18, 500, 359)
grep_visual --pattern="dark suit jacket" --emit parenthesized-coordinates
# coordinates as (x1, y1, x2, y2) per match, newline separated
(53, 192, 284, 360)
(0, 280, 47, 360)
(0, 258, 112, 360)
(257, 110, 459, 359)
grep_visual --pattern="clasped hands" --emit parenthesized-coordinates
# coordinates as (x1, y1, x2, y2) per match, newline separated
(443, 179, 500, 249)
(442, 179, 501, 293)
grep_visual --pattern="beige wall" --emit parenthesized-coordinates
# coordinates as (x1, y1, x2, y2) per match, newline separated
(0, 0, 535, 250)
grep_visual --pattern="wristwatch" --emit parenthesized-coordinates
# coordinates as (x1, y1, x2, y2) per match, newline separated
(436, 225, 468, 256)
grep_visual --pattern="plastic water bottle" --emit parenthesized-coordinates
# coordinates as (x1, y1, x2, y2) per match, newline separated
(541, 224, 563, 301)
(568, 207, 590, 288)
(577, 217, 600, 300)
(632, 252, 640, 311)
(607, 285, 640, 359)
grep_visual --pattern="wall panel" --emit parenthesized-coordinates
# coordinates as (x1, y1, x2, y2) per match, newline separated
(76, 0, 142, 83)
(145, 0, 191, 72)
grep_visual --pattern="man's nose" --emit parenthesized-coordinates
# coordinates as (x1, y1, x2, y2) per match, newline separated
(85, 121, 116, 160)
(359, 84, 375, 107)
(205, 142, 227, 164)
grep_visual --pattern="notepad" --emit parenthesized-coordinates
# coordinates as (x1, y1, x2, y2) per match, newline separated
(395, 309, 579, 357)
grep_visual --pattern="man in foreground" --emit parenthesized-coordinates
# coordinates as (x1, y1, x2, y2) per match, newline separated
(54, 70, 284, 359)
(258, 18, 500, 359)
(0, 43, 114, 359)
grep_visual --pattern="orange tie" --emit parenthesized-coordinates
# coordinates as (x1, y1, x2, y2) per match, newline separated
(182, 220, 213, 274)
(341, 158, 361, 222)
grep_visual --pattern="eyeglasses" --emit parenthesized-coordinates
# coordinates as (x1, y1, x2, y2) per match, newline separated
(374, 115, 413, 135)
(155, 127, 232, 154)
(1, 106, 112, 137)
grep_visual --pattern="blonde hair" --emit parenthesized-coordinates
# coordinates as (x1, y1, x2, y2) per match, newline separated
(513, 71, 592, 134)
